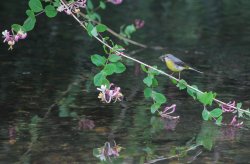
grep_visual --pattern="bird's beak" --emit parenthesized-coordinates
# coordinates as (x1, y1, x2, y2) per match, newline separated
(159, 55, 165, 62)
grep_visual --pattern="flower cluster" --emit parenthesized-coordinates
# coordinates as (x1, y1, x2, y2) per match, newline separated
(159, 104, 180, 120)
(221, 101, 243, 127)
(97, 84, 123, 103)
(2, 29, 27, 50)
(107, 0, 123, 5)
(134, 19, 145, 29)
(57, 0, 86, 15)
(95, 141, 123, 161)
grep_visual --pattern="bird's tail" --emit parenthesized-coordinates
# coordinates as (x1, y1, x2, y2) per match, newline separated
(188, 67, 203, 74)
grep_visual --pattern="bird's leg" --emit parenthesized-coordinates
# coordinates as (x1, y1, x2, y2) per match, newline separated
(178, 72, 181, 79)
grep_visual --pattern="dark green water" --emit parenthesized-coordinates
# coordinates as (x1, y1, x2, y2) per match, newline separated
(1, 0, 250, 163)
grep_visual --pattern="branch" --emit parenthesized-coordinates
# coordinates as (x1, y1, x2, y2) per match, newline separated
(79, 12, 166, 50)
(59, 0, 250, 115)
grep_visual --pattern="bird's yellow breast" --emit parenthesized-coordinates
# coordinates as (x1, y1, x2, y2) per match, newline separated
(166, 60, 181, 72)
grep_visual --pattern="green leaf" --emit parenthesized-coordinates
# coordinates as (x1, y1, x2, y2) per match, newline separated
(140, 64, 147, 72)
(151, 103, 161, 114)
(91, 54, 106, 66)
(152, 91, 166, 104)
(11, 24, 25, 32)
(99, 1, 106, 9)
(26, 10, 35, 18)
(96, 24, 107, 33)
(148, 66, 160, 75)
(91, 27, 98, 37)
(29, 0, 43, 12)
(103, 63, 116, 75)
(23, 16, 36, 31)
(236, 102, 242, 109)
(177, 79, 187, 90)
(108, 54, 121, 62)
(202, 108, 210, 121)
(210, 108, 222, 118)
(171, 78, 177, 84)
(144, 87, 152, 98)
(187, 85, 198, 99)
(216, 116, 223, 125)
(152, 78, 158, 87)
(197, 92, 216, 106)
(45, 5, 57, 18)
(143, 76, 153, 87)
(86, 23, 94, 36)
(114, 62, 126, 73)
(87, 0, 94, 10)
(93, 72, 107, 86)
(124, 24, 136, 38)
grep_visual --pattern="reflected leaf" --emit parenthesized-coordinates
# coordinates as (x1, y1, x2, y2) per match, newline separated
(150, 116, 164, 133)
(196, 122, 220, 150)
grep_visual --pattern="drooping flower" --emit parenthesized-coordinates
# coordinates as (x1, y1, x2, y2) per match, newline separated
(16, 29, 27, 39)
(97, 83, 123, 103)
(107, 0, 123, 5)
(2, 29, 27, 50)
(221, 101, 236, 113)
(134, 19, 145, 29)
(57, 0, 86, 15)
(159, 104, 180, 120)
(230, 115, 243, 128)
(78, 119, 95, 130)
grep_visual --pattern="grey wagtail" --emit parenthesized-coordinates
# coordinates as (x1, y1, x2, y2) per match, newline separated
(160, 54, 203, 79)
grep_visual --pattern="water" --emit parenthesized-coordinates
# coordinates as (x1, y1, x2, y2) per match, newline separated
(1, 0, 250, 163)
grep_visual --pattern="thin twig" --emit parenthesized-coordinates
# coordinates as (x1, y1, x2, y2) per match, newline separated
(59, 0, 250, 115)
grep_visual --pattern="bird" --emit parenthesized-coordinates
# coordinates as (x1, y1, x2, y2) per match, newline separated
(160, 54, 203, 79)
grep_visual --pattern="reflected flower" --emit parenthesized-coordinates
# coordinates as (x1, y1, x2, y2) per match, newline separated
(97, 83, 123, 103)
(221, 101, 235, 112)
(94, 141, 123, 161)
(134, 19, 145, 29)
(161, 117, 179, 131)
(8, 126, 17, 144)
(159, 104, 180, 120)
(78, 119, 95, 130)
(57, 0, 86, 15)
(107, 0, 123, 5)
(230, 115, 243, 128)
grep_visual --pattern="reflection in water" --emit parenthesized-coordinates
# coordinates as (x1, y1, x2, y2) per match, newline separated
(1, 0, 250, 163)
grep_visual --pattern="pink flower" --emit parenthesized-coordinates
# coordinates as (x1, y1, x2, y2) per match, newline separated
(230, 116, 243, 128)
(2, 29, 27, 50)
(134, 19, 145, 29)
(2, 30, 11, 43)
(97, 83, 123, 103)
(221, 101, 236, 112)
(159, 104, 180, 119)
(16, 30, 27, 39)
(57, 0, 86, 15)
(107, 0, 123, 5)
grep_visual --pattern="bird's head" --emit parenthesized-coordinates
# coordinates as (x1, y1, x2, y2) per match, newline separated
(159, 54, 173, 62)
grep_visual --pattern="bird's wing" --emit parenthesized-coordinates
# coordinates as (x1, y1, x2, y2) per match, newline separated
(168, 55, 188, 67)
